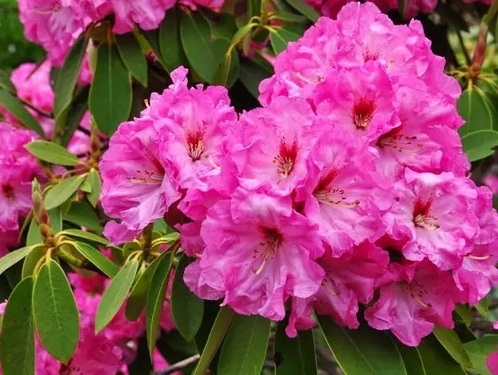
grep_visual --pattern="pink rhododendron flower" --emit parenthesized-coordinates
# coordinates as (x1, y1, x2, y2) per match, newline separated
(188, 188, 325, 321)
(365, 260, 460, 346)
(0, 123, 41, 232)
(383, 168, 479, 270)
(488, 352, 498, 375)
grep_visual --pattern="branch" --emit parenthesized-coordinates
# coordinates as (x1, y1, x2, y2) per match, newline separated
(154, 354, 200, 375)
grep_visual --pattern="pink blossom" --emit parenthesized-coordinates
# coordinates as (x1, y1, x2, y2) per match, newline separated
(488, 352, 498, 375)
(11, 61, 54, 114)
(383, 168, 479, 270)
(295, 127, 389, 256)
(365, 260, 460, 346)
(111, 0, 176, 34)
(230, 97, 323, 195)
(188, 188, 325, 321)
(0, 123, 41, 232)
(100, 117, 180, 240)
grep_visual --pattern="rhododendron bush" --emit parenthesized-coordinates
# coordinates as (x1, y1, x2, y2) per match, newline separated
(2, 0, 498, 374)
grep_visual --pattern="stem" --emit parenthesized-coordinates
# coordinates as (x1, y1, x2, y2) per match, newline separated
(483, 0, 498, 26)
(154, 354, 200, 375)
(456, 29, 471, 66)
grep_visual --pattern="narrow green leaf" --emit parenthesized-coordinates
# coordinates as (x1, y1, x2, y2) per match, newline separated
(433, 327, 473, 369)
(33, 260, 79, 363)
(394, 341, 426, 375)
(0, 69, 15, 93)
(0, 277, 35, 375)
(193, 306, 236, 375)
(59, 86, 89, 147)
(25, 140, 80, 166)
(458, 88, 495, 136)
(213, 50, 240, 88)
(125, 255, 162, 321)
(159, 7, 188, 73)
(72, 241, 119, 278)
(146, 251, 174, 354)
(21, 246, 45, 278)
(44, 175, 85, 210)
(476, 297, 490, 318)
(171, 256, 204, 342)
(0, 246, 32, 276)
(282, 0, 319, 21)
(85, 168, 101, 207)
(217, 315, 271, 375)
(464, 335, 498, 375)
(318, 317, 407, 375)
(274, 321, 316, 375)
(48, 207, 63, 233)
(419, 335, 466, 375)
(0, 89, 44, 136)
(54, 35, 88, 117)
(239, 59, 273, 99)
(89, 43, 132, 136)
(26, 220, 42, 246)
(96, 258, 140, 332)
(270, 27, 302, 55)
(461, 129, 498, 161)
(61, 228, 109, 245)
(116, 33, 148, 86)
(180, 12, 230, 82)
(64, 201, 102, 233)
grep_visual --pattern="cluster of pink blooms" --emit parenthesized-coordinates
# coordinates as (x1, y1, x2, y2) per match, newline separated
(0, 123, 40, 256)
(306, 0, 493, 19)
(0, 60, 93, 255)
(100, 1, 498, 347)
(18, 0, 225, 65)
(0, 272, 175, 373)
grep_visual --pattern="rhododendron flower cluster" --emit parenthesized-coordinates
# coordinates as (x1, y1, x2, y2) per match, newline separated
(19, 0, 225, 65)
(0, 123, 41, 256)
(100, 2, 498, 347)
(0, 271, 175, 374)
(306, 0, 493, 19)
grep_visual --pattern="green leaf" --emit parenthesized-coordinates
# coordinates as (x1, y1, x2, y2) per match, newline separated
(239, 59, 273, 99)
(274, 321, 317, 375)
(89, 43, 132, 136)
(193, 306, 236, 375)
(64, 201, 102, 233)
(213, 49, 240, 88)
(476, 297, 490, 318)
(318, 317, 407, 375)
(171, 256, 204, 342)
(419, 335, 466, 375)
(96, 258, 140, 332)
(458, 88, 496, 136)
(394, 342, 426, 375)
(48, 207, 63, 233)
(0, 277, 35, 375)
(126, 255, 162, 321)
(282, 0, 319, 21)
(464, 335, 498, 375)
(116, 33, 148, 86)
(26, 220, 42, 246)
(44, 175, 86, 210)
(72, 241, 119, 278)
(433, 328, 472, 369)
(21, 245, 45, 278)
(217, 315, 271, 375)
(270, 27, 302, 55)
(159, 7, 188, 73)
(146, 251, 173, 354)
(25, 140, 80, 166)
(61, 228, 110, 245)
(0, 89, 44, 137)
(85, 168, 101, 207)
(54, 35, 88, 117)
(33, 260, 79, 363)
(0, 246, 32, 276)
(180, 12, 230, 82)
(461, 129, 498, 162)
(0, 69, 15, 93)
(59, 86, 89, 147)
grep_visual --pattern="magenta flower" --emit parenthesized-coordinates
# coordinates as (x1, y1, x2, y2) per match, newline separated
(188, 188, 325, 321)
(365, 260, 460, 346)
